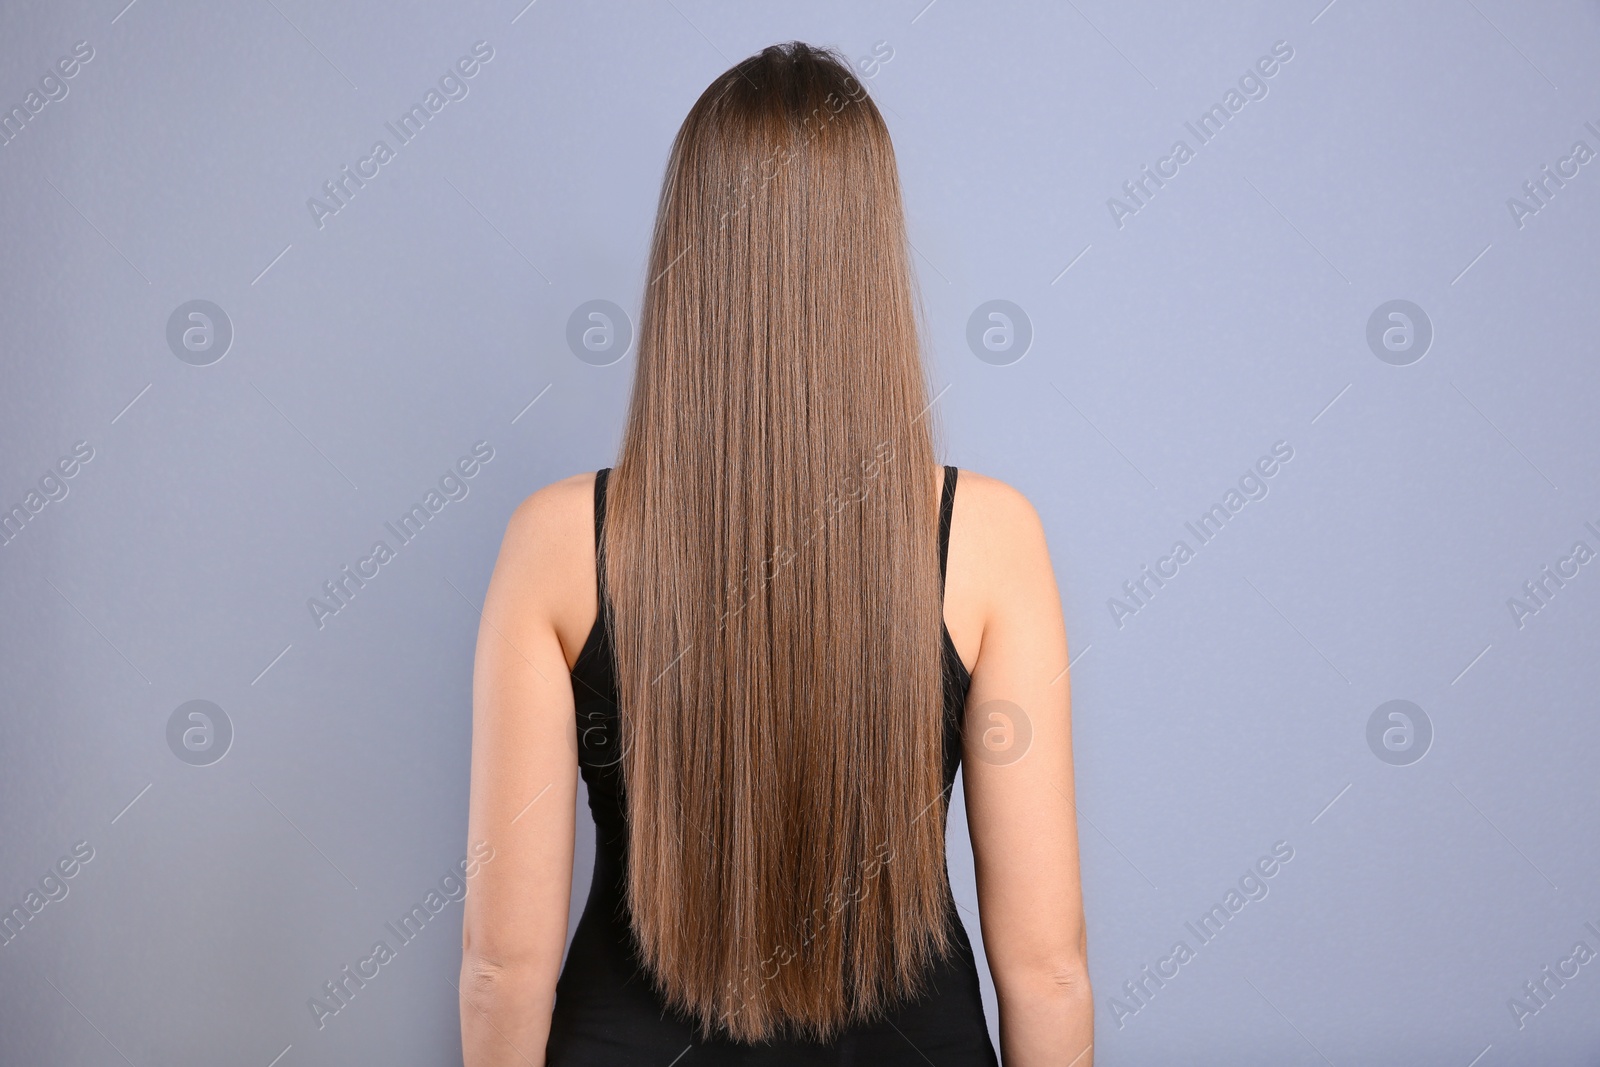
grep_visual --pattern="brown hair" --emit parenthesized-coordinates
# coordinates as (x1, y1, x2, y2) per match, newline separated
(604, 41, 948, 1043)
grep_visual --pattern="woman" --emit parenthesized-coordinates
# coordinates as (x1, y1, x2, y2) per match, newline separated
(459, 42, 1091, 1066)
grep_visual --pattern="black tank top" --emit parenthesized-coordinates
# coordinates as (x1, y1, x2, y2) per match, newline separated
(546, 465, 998, 1065)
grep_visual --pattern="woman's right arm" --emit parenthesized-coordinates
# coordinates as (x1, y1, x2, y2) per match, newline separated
(460, 480, 588, 1066)
(956, 474, 1093, 1065)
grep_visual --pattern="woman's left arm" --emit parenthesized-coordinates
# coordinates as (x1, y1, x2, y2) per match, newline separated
(460, 484, 586, 1066)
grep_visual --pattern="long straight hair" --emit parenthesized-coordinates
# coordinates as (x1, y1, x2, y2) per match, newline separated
(604, 41, 949, 1043)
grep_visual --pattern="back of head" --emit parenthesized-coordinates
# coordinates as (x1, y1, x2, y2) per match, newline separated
(606, 41, 949, 1043)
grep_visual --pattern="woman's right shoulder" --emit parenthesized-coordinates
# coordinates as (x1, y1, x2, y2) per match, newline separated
(490, 471, 600, 593)
(501, 470, 600, 548)
(486, 471, 604, 662)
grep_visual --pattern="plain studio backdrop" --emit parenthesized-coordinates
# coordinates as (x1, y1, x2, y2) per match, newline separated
(2, 1, 1597, 1064)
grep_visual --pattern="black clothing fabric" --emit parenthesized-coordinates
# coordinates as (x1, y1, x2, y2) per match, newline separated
(546, 465, 998, 1065)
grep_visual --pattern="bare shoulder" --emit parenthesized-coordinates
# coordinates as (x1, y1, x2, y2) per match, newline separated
(948, 468, 1051, 589)
(952, 469, 1086, 1026)
(943, 468, 1056, 672)
(487, 471, 599, 667)
(950, 468, 1045, 541)
(502, 470, 596, 546)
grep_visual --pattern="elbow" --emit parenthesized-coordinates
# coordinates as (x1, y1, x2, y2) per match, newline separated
(1046, 961, 1093, 999)
(460, 921, 530, 991)
(996, 956, 1093, 1004)
(461, 952, 506, 992)
(460, 952, 530, 1009)
(460, 953, 555, 1031)
(460, 920, 558, 1006)
(464, 953, 550, 1004)
(1051, 928, 1091, 996)
(461, 951, 541, 993)
(460, 953, 504, 1013)
(459, 955, 555, 1067)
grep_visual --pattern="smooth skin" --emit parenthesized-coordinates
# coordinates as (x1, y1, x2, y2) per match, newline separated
(460, 466, 1092, 1066)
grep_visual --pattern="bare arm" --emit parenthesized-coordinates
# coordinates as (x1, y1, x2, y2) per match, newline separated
(460, 478, 589, 1066)
(956, 474, 1093, 1065)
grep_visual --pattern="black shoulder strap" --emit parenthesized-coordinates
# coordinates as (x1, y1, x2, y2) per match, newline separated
(594, 468, 611, 606)
(938, 464, 957, 590)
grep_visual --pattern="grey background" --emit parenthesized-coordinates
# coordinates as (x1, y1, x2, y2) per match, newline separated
(1, 0, 1596, 1063)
